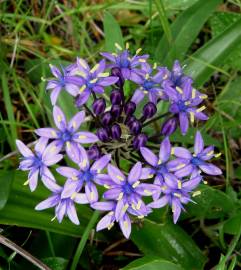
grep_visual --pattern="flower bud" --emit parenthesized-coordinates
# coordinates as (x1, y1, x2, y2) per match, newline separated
(96, 128, 109, 142)
(133, 133, 148, 149)
(143, 102, 157, 119)
(111, 67, 124, 87)
(129, 119, 142, 135)
(111, 105, 122, 119)
(111, 124, 121, 140)
(87, 145, 101, 160)
(101, 112, 112, 126)
(161, 117, 178, 136)
(125, 115, 136, 127)
(92, 98, 106, 115)
(110, 90, 122, 105)
(124, 101, 136, 116)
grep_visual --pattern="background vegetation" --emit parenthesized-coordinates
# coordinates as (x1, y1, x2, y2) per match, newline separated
(1, 0, 241, 269)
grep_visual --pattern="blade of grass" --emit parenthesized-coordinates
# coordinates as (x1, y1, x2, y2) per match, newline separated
(1, 72, 17, 150)
(70, 211, 99, 270)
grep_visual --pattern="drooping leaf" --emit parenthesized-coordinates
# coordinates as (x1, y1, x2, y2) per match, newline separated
(122, 256, 184, 270)
(223, 214, 241, 235)
(184, 18, 241, 87)
(0, 170, 14, 210)
(103, 11, 124, 52)
(131, 219, 206, 270)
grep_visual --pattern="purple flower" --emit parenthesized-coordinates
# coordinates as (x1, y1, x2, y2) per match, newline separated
(131, 63, 168, 104)
(56, 144, 111, 203)
(170, 131, 222, 177)
(91, 201, 132, 239)
(101, 44, 149, 81)
(74, 58, 119, 106)
(16, 138, 63, 191)
(35, 179, 89, 225)
(140, 137, 179, 199)
(148, 171, 203, 223)
(35, 106, 98, 158)
(101, 162, 158, 222)
(163, 75, 208, 135)
(46, 64, 83, 105)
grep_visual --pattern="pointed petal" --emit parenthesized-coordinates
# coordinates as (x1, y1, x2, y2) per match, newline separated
(199, 163, 222, 175)
(140, 147, 158, 166)
(173, 147, 192, 159)
(68, 111, 85, 132)
(29, 169, 39, 191)
(53, 106, 67, 131)
(140, 167, 155, 180)
(85, 182, 98, 203)
(50, 86, 61, 105)
(91, 154, 111, 172)
(172, 199, 182, 224)
(56, 201, 67, 223)
(175, 164, 194, 178)
(16, 140, 34, 157)
(128, 162, 142, 184)
(74, 193, 89, 204)
(119, 214, 131, 239)
(148, 196, 169, 209)
(61, 180, 80, 199)
(91, 202, 115, 211)
(159, 137, 171, 163)
(96, 213, 114, 231)
(131, 89, 145, 104)
(35, 194, 59, 210)
(103, 187, 122, 200)
(34, 137, 48, 155)
(66, 201, 80, 225)
(179, 112, 189, 135)
(107, 164, 126, 184)
(56, 166, 79, 178)
(73, 131, 99, 144)
(35, 128, 59, 139)
(194, 131, 204, 155)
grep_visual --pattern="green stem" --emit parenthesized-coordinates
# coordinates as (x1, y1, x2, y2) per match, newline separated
(70, 211, 99, 270)
(143, 112, 171, 127)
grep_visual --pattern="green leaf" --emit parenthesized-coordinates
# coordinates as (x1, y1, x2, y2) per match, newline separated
(42, 257, 68, 270)
(223, 214, 241, 235)
(0, 170, 14, 210)
(0, 171, 92, 237)
(122, 256, 184, 270)
(184, 18, 241, 87)
(185, 185, 235, 219)
(131, 219, 206, 270)
(155, 0, 222, 66)
(103, 11, 124, 52)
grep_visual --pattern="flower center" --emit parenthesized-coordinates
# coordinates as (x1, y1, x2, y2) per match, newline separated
(143, 80, 154, 90)
(191, 157, 203, 166)
(122, 182, 134, 195)
(156, 164, 168, 175)
(177, 101, 187, 112)
(61, 130, 72, 142)
(32, 156, 42, 168)
(119, 58, 130, 68)
(82, 170, 94, 182)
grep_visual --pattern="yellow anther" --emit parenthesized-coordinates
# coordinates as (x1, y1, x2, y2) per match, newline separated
(203, 180, 208, 185)
(72, 175, 78, 181)
(126, 42, 129, 49)
(78, 59, 87, 69)
(117, 192, 124, 201)
(174, 192, 181, 198)
(108, 222, 114, 230)
(172, 205, 175, 213)
(163, 74, 168, 80)
(123, 221, 129, 229)
(90, 64, 99, 73)
(200, 94, 208, 99)
(192, 88, 196, 99)
(112, 53, 117, 56)
(51, 215, 57, 222)
(132, 203, 136, 210)
(196, 106, 206, 113)
(138, 59, 146, 63)
(171, 148, 175, 155)
(71, 192, 77, 200)
(81, 159, 87, 167)
(145, 73, 150, 79)
(117, 175, 124, 181)
(138, 215, 144, 219)
(192, 190, 201, 197)
(76, 71, 86, 77)
(132, 181, 140, 188)
(108, 211, 114, 216)
(122, 204, 129, 212)
(176, 86, 183, 94)
(136, 200, 142, 210)
(215, 153, 222, 158)
(57, 115, 62, 122)
(49, 64, 53, 68)
(23, 180, 29, 186)
(143, 90, 148, 94)
(90, 191, 95, 200)
(115, 43, 122, 50)
(185, 101, 191, 106)
(127, 57, 132, 61)
(153, 62, 157, 69)
(90, 78, 98, 83)
(189, 112, 195, 123)
(41, 76, 46, 82)
(72, 121, 76, 129)
(148, 174, 154, 178)
(66, 141, 70, 149)
(178, 180, 182, 189)
(79, 135, 86, 139)
(144, 189, 152, 195)
(193, 153, 197, 157)
(98, 72, 109, 77)
(136, 48, 142, 55)
(161, 186, 167, 191)
(79, 85, 86, 93)
(207, 150, 214, 156)
(104, 184, 110, 189)
(158, 159, 162, 165)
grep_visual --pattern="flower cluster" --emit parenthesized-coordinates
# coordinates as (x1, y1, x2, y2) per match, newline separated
(16, 43, 222, 239)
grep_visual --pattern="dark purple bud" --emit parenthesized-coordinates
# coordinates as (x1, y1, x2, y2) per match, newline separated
(92, 98, 106, 115)
(111, 105, 122, 119)
(87, 145, 101, 160)
(110, 90, 122, 105)
(129, 119, 142, 135)
(125, 115, 136, 127)
(143, 102, 157, 119)
(111, 124, 121, 140)
(133, 133, 148, 150)
(101, 112, 112, 125)
(124, 101, 136, 116)
(111, 67, 124, 87)
(161, 117, 178, 136)
(96, 128, 109, 142)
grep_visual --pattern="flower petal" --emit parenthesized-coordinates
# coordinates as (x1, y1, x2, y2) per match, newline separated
(91, 201, 115, 211)
(50, 86, 62, 105)
(103, 187, 122, 200)
(68, 111, 85, 132)
(91, 154, 111, 172)
(175, 164, 194, 178)
(140, 167, 155, 180)
(66, 201, 80, 225)
(128, 162, 142, 184)
(148, 195, 169, 209)
(34, 137, 48, 155)
(96, 213, 114, 231)
(16, 140, 34, 158)
(107, 164, 126, 184)
(56, 166, 79, 178)
(194, 131, 204, 155)
(28, 169, 39, 191)
(140, 147, 158, 167)
(53, 106, 67, 131)
(85, 182, 98, 203)
(119, 214, 131, 239)
(74, 193, 89, 204)
(73, 131, 99, 144)
(56, 201, 67, 223)
(35, 128, 59, 139)
(179, 112, 189, 135)
(173, 147, 192, 159)
(35, 194, 59, 210)
(199, 163, 222, 175)
(131, 89, 145, 104)
(159, 137, 171, 163)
